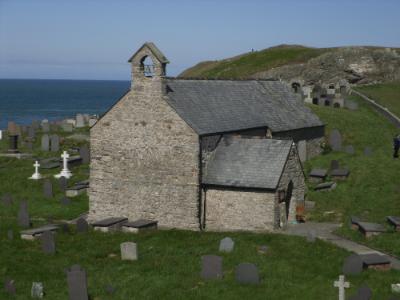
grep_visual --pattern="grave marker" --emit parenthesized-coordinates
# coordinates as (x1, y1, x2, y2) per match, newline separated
(59, 176, 68, 192)
(67, 265, 89, 300)
(330, 160, 340, 170)
(41, 134, 50, 152)
(334, 275, 350, 300)
(29, 161, 42, 180)
(120, 242, 138, 261)
(349, 284, 372, 300)
(329, 129, 342, 151)
(31, 282, 44, 298)
(235, 263, 260, 284)
(201, 255, 223, 280)
(76, 218, 89, 233)
(76, 114, 85, 128)
(54, 151, 72, 179)
(18, 200, 30, 228)
(4, 279, 16, 295)
(41, 230, 56, 255)
(43, 179, 53, 198)
(7, 229, 14, 240)
(219, 237, 234, 253)
(2, 194, 13, 206)
(79, 145, 90, 164)
(50, 134, 60, 152)
(342, 254, 363, 275)
(345, 145, 355, 154)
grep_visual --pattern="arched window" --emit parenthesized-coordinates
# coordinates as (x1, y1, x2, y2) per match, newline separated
(140, 56, 155, 77)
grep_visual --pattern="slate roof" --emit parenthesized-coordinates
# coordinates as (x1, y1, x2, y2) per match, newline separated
(165, 79, 323, 135)
(128, 42, 169, 64)
(202, 138, 293, 190)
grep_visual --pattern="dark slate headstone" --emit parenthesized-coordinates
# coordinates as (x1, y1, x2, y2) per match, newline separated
(342, 254, 363, 275)
(4, 279, 16, 295)
(43, 179, 53, 198)
(345, 145, 355, 154)
(1, 193, 13, 206)
(76, 218, 89, 233)
(348, 284, 372, 300)
(79, 146, 90, 164)
(7, 229, 14, 240)
(41, 134, 50, 152)
(50, 134, 60, 152)
(201, 255, 223, 280)
(60, 196, 71, 206)
(41, 230, 56, 255)
(18, 200, 30, 228)
(329, 129, 342, 151)
(61, 223, 70, 233)
(364, 147, 373, 156)
(309, 168, 328, 178)
(314, 181, 337, 191)
(59, 177, 68, 192)
(235, 263, 260, 284)
(330, 168, 350, 178)
(330, 160, 340, 170)
(67, 265, 89, 300)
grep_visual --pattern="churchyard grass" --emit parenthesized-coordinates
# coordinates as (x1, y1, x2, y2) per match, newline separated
(306, 93, 400, 257)
(355, 82, 400, 118)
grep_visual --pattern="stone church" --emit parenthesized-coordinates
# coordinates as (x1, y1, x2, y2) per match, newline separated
(88, 42, 325, 232)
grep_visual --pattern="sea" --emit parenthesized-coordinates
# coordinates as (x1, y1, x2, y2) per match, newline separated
(0, 79, 130, 129)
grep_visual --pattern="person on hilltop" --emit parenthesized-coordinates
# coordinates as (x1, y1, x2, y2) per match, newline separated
(393, 134, 400, 158)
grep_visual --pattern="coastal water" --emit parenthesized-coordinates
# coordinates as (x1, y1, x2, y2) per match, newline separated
(0, 79, 130, 129)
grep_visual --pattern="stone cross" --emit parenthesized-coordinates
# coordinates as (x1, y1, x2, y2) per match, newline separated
(29, 161, 42, 180)
(334, 275, 350, 300)
(55, 151, 72, 179)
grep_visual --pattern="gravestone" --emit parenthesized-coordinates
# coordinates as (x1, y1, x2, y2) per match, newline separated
(79, 146, 90, 164)
(257, 245, 268, 254)
(219, 237, 234, 253)
(4, 279, 16, 295)
(50, 134, 60, 152)
(307, 230, 317, 242)
(330, 160, 340, 170)
(67, 265, 89, 300)
(31, 282, 44, 298)
(76, 114, 85, 128)
(61, 223, 70, 233)
(2, 194, 13, 206)
(105, 284, 116, 295)
(26, 141, 33, 151)
(43, 179, 53, 198)
(201, 255, 223, 280)
(41, 230, 56, 255)
(345, 145, 355, 154)
(28, 126, 36, 139)
(8, 121, 17, 135)
(62, 123, 73, 132)
(60, 196, 71, 206)
(235, 263, 260, 284)
(8, 134, 19, 153)
(364, 147, 373, 156)
(41, 134, 50, 151)
(329, 129, 342, 151)
(32, 120, 40, 130)
(120, 242, 138, 261)
(7, 229, 14, 240)
(345, 100, 359, 111)
(349, 284, 372, 300)
(76, 218, 89, 233)
(342, 254, 363, 275)
(42, 122, 50, 133)
(83, 114, 90, 124)
(59, 176, 68, 192)
(18, 200, 30, 228)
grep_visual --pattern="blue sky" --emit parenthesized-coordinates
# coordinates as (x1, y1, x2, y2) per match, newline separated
(0, 0, 399, 80)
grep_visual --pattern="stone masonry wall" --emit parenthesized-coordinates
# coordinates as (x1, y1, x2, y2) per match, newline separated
(306, 137, 324, 160)
(275, 144, 306, 226)
(203, 188, 276, 232)
(89, 47, 200, 230)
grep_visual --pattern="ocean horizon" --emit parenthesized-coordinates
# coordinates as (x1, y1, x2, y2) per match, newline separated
(0, 78, 130, 129)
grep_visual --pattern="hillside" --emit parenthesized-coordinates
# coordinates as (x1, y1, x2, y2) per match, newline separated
(180, 45, 400, 85)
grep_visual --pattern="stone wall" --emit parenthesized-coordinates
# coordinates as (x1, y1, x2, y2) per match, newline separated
(89, 47, 200, 230)
(203, 187, 276, 232)
(306, 137, 324, 160)
(275, 144, 306, 226)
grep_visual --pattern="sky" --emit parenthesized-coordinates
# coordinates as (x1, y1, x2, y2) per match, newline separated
(0, 0, 399, 80)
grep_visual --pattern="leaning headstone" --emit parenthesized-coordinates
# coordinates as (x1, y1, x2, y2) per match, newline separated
(75, 114, 85, 128)
(18, 200, 30, 228)
(329, 129, 342, 151)
(120, 242, 138, 261)
(41, 134, 50, 151)
(2, 193, 13, 206)
(76, 218, 89, 233)
(345, 145, 355, 154)
(330, 160, 340, 170)
(79, 146, 90, 164)
(59, 176, 68, 192)
(66, 265, 89, 300)
(41, 231, 56, 255)
(201, 255, 223, 280)
(364, 147, 373, 156)
(50, 134, 60, 152)
(4, 279, 16, 295)
(342, 254, 363, 275)
(219, 237, 234, 253)
(31, 282, 44, 298)
(235, 263, 260, 284)
(43, 179, 53, 198)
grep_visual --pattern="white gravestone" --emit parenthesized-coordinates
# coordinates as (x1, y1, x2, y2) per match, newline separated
(219, 237, 234, 253)
(29, 161, 42, 180)
(0, 130, 2, 140)
(334, 275, 350, 300)
(120, 242, 138, 261)
(55, 151, 72, 179)
(75, 114, 85, 128)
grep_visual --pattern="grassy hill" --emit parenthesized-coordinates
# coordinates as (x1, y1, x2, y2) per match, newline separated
(179, 45, 328, 79)
(355, 82, 400, 117)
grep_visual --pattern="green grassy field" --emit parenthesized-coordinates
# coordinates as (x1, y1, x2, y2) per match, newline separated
(305, 94, 400, 257)
(179, 45, 327, 79)
(355, 82, 400, 118)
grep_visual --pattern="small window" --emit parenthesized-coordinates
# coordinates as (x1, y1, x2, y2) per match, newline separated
(140, 56, 155, 77)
